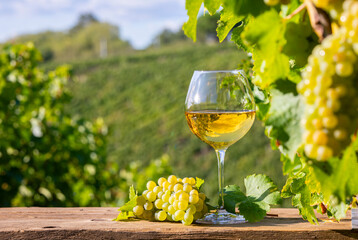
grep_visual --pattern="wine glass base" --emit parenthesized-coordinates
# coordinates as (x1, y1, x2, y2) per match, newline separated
(195, 209, 247, 225)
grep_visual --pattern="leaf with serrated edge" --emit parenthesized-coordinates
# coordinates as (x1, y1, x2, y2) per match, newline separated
(313, 137, 358, 212)
(183, 0, 204, 42)
(204, 0, 221, 15)
(224, 174, 281, 222)
(282, 172, 318, 224)
(196, 177, 205, 190)
(129, 185, 137, 200)
(114, 211, 135, 221)
(217, 7, 242, 42)
(224, 185, 246, 213)
(265, 88, 303, 160)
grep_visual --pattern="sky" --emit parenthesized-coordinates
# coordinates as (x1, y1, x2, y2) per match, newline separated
(0, 0, 189, 49)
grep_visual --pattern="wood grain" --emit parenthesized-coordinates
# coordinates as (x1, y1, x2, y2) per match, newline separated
(0, 208, 357, 239)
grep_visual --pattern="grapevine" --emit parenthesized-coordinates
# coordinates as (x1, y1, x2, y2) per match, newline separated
(183, 0, 358, 223)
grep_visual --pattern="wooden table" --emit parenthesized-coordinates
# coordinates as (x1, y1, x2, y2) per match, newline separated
(0, 208, 357, 239)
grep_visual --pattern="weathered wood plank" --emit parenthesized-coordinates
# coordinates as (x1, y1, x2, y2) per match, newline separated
(0, 208, 357, 239)
(353, 208, 358, 230)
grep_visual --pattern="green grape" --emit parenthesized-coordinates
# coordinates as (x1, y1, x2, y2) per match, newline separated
(154, 199, 164, 209)
(168, 175, 178, 184)
(179, 192, 189, 202)
(186, 204, 197, 215)
(199, 193, 206, 201)
(169, 195, 175, 204)
(194, 199, 204, 212)
(146, 191, 157, 202)
(312, 130, 328, 145)
(155, 210, 167, 221)
(173, 200, 179, 210)
(193, 211, 203, 220)
(174, 190, 182, 199)
(153, 186, 161, 194)
(202, 203, 208, 214)
(136, 195, 146, 206)
(189, 194, 199, 204)
(144, 201, 153, 211)
(336, 61, 353, 77)
(182, 212, 194, 225)
(161, 192, 170, 202)
(174, 210, 185, 221)
(168, 205, 176, 215)
(162, 181, 170, 190)
(189, 177, 196, 185)
(146, 181, 156, 191)
(178, 200, 188, 211)
(162, 202, 170, 212)
(157, 191, 164, 199)
(182, 177, 190, 184)
(143, 210, 153, 220)
(168, 184, 175, 191)
(264, 0, 280, 6)
(183, 183, 192, 193)
(142, 190, 149, 200)
(133, 205, 144, 216)
(158, 177, 167, 187)
(174, 183, 183, 192)
(189, 189, 198, 196)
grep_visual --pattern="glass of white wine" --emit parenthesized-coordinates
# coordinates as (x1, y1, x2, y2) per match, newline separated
(185, 70, 255, 224)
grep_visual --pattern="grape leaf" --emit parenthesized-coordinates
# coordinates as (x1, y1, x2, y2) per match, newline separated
(313, 137, 358, 204)
(114, 185, 137, 221)
(230, 19, 250, 52)
(114, 211, 135, 221)
(242, 10, 290, 88)
(281, 171, 319, 224)
(326, 196, 349, 221)
(217, 7, 242, 42)
(223, 185, 246, 213)
(224, 174, 281, 222)
(229, 0, 269, 17)
(129, 185, 137, 200)
(183, 0, 204, 42)
(196, 177, 205, 190)
(204, 0, 221, 15)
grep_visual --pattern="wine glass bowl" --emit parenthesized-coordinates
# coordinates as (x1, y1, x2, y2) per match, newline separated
(185, 70, 255, 224)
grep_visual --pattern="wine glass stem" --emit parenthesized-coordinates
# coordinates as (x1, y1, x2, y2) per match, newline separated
(215, 149, 226, 210)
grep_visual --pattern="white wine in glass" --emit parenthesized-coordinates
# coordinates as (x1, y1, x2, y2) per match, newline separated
(185, 70, 255, 224)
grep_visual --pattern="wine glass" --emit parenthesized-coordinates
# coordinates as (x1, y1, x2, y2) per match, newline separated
(185, 70, 255, 224)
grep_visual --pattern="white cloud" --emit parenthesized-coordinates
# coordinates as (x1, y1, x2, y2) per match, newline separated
(0, 0, 189, 49)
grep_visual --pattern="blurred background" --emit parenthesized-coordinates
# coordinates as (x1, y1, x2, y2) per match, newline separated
(0, 0, 285, 207)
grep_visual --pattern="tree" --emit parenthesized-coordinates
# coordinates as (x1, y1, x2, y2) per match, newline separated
(70, 13, 99, 34)
(0, 43, 115, 206)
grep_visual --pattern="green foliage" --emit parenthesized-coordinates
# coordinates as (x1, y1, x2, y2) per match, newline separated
(114, 186, 137, 221)
(183, 0, 204, 42)
(224, 174, 281, 222)
(183, 0, 358, 222)
(0, 43, 113, 206)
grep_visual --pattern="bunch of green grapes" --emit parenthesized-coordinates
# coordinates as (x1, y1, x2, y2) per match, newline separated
(298, 0, 358, 161)
(132, 175, 208, 225)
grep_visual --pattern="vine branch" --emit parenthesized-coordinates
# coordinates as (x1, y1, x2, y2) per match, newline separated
(284, 3, 306, 20)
